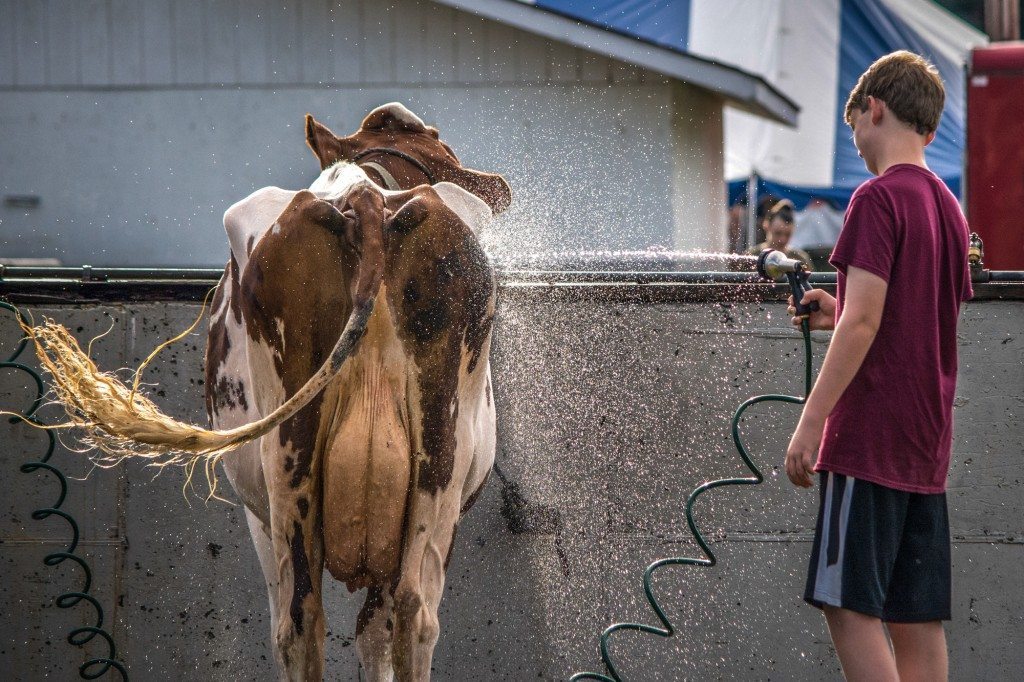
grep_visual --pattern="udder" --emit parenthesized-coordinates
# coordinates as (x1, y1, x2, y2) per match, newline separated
(320, 303, 412, 589)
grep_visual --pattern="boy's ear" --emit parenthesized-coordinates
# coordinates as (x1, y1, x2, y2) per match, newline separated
(868, 96, 885, 126)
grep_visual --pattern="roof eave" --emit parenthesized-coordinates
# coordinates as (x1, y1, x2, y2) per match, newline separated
(431, 0, 799, 127)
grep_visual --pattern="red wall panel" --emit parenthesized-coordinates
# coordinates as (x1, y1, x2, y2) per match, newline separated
(966, 43, 1024, 270)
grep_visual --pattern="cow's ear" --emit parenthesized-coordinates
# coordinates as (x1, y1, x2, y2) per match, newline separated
(305, 114, 346, 170)
(361, 102, 428, 133)
(448, 168, 512, 214)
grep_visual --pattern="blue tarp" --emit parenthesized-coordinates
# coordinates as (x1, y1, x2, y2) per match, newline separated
(521, 0, 978, 211)
(530, 0, 691, 53)
(832, 0, 967, 195)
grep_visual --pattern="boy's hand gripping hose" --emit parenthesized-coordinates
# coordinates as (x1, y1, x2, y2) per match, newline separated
(571, 252, 816, 681)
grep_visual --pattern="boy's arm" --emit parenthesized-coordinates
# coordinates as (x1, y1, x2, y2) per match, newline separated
(785, 266, 888, 488)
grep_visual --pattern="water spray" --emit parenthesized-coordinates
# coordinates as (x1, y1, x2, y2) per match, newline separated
(571, 250, 817, 681)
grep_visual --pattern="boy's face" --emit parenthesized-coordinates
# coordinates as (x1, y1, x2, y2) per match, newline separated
(850, 98, 881, 175)
(849, 95, 937, 176)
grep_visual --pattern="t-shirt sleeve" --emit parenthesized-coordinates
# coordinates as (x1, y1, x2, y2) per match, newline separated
(829, 192, 897, 283)
(961, 254, 974, 302)
(957, 211, 974, 302)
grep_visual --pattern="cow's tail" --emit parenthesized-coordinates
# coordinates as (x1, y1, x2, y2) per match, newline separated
(14, 297, 375, 493)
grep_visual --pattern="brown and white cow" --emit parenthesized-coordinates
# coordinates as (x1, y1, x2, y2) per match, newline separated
(204, 103, 510, 680)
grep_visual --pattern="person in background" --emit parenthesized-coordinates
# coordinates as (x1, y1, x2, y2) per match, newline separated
(792, 197, 845, 272)
(754, 194, 778, 247)
(727, 195, 749, 253)
(747, 199, 813, 268)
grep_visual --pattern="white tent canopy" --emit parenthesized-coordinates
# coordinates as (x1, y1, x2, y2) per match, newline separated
(709, 0, 987, 205)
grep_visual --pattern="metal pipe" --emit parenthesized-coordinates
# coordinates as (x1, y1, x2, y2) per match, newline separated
(2, 266, 1022, 284)
(0, 265, 225, 281)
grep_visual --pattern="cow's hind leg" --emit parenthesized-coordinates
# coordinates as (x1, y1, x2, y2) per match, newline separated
(357, 585, 395, 682)
(392, 492, 460, 681)
(242, 508, 286, 672)
(261, 432, 327, 682)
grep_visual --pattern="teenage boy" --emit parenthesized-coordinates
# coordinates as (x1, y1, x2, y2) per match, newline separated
(784, 51, 972, 681)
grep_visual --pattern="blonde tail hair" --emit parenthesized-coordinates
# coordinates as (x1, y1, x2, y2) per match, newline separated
(13, 295, 375, 495)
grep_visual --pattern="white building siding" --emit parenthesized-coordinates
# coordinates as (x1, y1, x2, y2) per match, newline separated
(0, 0, 727, 266)
(671, 82, 727, 253)
(0, 0, 646, 88)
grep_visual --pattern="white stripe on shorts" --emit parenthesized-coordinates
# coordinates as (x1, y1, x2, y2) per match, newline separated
(812, 472, 856, 606)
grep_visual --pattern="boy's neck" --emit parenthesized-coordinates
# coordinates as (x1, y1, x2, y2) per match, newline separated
(871, 132, 930, 176)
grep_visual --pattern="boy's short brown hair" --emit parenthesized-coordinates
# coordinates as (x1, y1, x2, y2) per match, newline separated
(844, 50, 945, 135)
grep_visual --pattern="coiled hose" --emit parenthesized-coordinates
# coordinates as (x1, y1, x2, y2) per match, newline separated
(570, 318, 814, 681)
(2, 301, 128, 679)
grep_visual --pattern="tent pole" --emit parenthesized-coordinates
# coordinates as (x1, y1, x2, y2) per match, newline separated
(985, 0, 1020, 40)
(746, 173, 758, 251)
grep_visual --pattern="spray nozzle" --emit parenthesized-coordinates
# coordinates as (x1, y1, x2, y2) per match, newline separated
(757, 249, 820, 318)
(756, 249, 806, 280)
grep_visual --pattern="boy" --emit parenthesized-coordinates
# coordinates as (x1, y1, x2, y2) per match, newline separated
(784, 51, 972, 681)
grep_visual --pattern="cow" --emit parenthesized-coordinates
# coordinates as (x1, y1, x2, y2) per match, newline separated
(204, 103, 511, 680)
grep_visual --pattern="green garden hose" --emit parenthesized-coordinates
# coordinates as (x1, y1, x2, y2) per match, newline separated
(571, 318, 814, 681)
(3, 302, 128, 679)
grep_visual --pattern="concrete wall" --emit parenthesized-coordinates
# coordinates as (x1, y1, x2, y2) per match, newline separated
(0, 0, 728, 265)
(1, 289, 1020, 680)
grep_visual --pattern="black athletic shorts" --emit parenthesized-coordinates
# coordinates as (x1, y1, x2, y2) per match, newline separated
(804, 471, 951, 622)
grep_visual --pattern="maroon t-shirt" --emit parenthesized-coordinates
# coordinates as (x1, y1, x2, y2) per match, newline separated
(815, 164, 973, 493)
